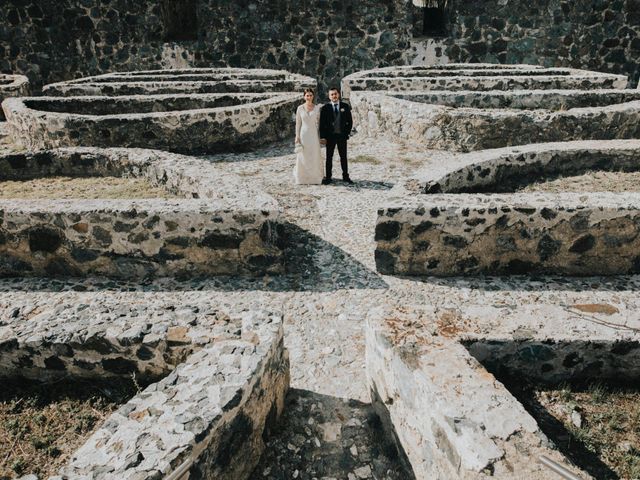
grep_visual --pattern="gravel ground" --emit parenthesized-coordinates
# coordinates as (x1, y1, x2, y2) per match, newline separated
(0, 176, 177, 199)
(2, 134, 640, 478)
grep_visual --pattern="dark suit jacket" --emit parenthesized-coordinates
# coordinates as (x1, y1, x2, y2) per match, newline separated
(319, 101, 353, 140)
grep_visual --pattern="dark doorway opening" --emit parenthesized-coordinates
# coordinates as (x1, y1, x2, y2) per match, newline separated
(422, 6, 447, 37)
(161, 0, 199, 42)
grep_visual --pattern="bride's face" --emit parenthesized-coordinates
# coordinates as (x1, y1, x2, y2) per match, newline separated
(304, 91, 314, 103)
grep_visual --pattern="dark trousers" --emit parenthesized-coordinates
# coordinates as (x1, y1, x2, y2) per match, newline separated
(325, 136, 348, 179)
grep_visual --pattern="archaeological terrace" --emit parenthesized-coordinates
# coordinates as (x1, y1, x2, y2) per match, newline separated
(1, 1, 640, 479)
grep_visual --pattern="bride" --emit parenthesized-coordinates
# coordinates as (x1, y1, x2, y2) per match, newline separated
(294, 88, 324, 185)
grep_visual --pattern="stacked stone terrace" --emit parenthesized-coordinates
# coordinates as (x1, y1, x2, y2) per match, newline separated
(344, 64, 637, 152)
(0, 148, 284, 279)
(349, 64, 640, 480)
(2, 68, 315, 154)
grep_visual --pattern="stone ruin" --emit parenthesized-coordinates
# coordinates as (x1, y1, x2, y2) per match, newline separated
(0, 63, 639, 480)
(0, 74, 30, 120)
(3, 68, 315, 154)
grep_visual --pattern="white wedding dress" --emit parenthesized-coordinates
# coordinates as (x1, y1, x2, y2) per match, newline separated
(294, 104, 324, 184)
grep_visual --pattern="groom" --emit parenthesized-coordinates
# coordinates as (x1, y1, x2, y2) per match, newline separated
(320, 87, 353, 184)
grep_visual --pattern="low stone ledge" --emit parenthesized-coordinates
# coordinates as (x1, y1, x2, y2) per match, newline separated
(342, 64, 627, 97)
(0, 73, 30, 121)
(375, 193, 640, 276)
(0, 148, 283, 278)
(0, 200, 283, 278)
(393, 88, 640, 110)
(405, 139, 640, 194)
(350, 91, 640, 152)
(0, 301, 234, 381)
(59, 311, 288, 480)
(43, 68, 315, 96)
(2, 306, 289, 480)
(2, 92, 299, 154)
(365, 309, 585, 480)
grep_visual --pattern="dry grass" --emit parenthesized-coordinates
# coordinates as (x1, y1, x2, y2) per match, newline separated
(535, 384, 640, 479)
(0, 377, 139, 479)
(0, 176, 178, 199)
(520, 170, 640, 193)
(351, 155, 382, 165)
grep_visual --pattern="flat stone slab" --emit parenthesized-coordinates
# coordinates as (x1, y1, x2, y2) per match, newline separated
(342, 64, 627, 96)
(0, 148, 284, 278)
(0, 73, 29, 121)
(43, 68, 316, 96)
(365, 303, 640, 479)
(1, 302, 288, 479)
(2, 92, 300, 154)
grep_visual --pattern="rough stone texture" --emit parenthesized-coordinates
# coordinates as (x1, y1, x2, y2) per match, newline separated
(1, 303, 289, 479)
(4, 1, 640, 93)
(373, 140, 640, 276)
(408, 0, 640, 87)
(376, 193, 640, 276)
(0, 0, 411, 94)
(2, 138, 640, 479)
(0, 73, 29, 120)
(0, 148, 284, 278)
(353, 91, 640, 152)
(342, 64, 627, 97)
(393, 88, 640, 110)
(365, 299, 640, 479)
(0, 301, 234, 382)
(61, 311, 287, 480)
(406, 139, 640, 193)
(3, 92, 300, 154)
(43, 68, 316, 96)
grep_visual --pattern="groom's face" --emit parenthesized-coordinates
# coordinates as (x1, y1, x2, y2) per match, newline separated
(329, 90, 340, 103)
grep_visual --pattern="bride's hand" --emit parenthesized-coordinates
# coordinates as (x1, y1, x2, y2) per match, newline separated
(295, 137, 300, 144)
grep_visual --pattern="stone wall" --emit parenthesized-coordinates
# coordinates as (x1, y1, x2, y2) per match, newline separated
(1, 303, 290, 479)
(375, 193, 640, 276)
(0, 74, 29, 120)
(365, 309, 587, 480)
(351, 91, 640, 152)
(410, 0, 640, 87)
(0, 0, 411, 94)
(0, 148, 285, 278)
(3, 0, 640, 94)
(3, 92, 300, 154)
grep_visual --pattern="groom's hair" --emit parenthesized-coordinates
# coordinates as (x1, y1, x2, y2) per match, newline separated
(329, 87, 340, 93)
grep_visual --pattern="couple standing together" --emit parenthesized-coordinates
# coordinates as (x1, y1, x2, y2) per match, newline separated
(294, 87, 353, 185)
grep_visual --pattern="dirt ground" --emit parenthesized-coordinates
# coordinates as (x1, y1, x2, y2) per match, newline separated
(0, 176, 178, 199)
(0, 377, 140, 479)
(520, 170, 640, 193)
(515, 382, 640, 480)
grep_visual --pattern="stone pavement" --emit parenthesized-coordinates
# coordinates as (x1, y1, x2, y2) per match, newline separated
(2, 135, 639, 479)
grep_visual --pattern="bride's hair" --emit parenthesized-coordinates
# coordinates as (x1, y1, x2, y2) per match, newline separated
(303, 88, 315, 97)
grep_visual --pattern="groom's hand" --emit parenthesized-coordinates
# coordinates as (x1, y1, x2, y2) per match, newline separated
(320, 138, 327, 145)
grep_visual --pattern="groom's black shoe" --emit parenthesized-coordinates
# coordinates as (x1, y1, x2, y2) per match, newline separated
(322, 177, 332, 185)
(343, 176, 354, 185)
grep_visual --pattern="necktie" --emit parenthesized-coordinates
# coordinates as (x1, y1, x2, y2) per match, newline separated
(334, 104, 338, 114)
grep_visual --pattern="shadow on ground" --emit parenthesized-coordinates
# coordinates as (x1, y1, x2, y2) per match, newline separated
(0, 223, 388, 293)
(393, 274, 640, 294)
(250, 388, 415, 480)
